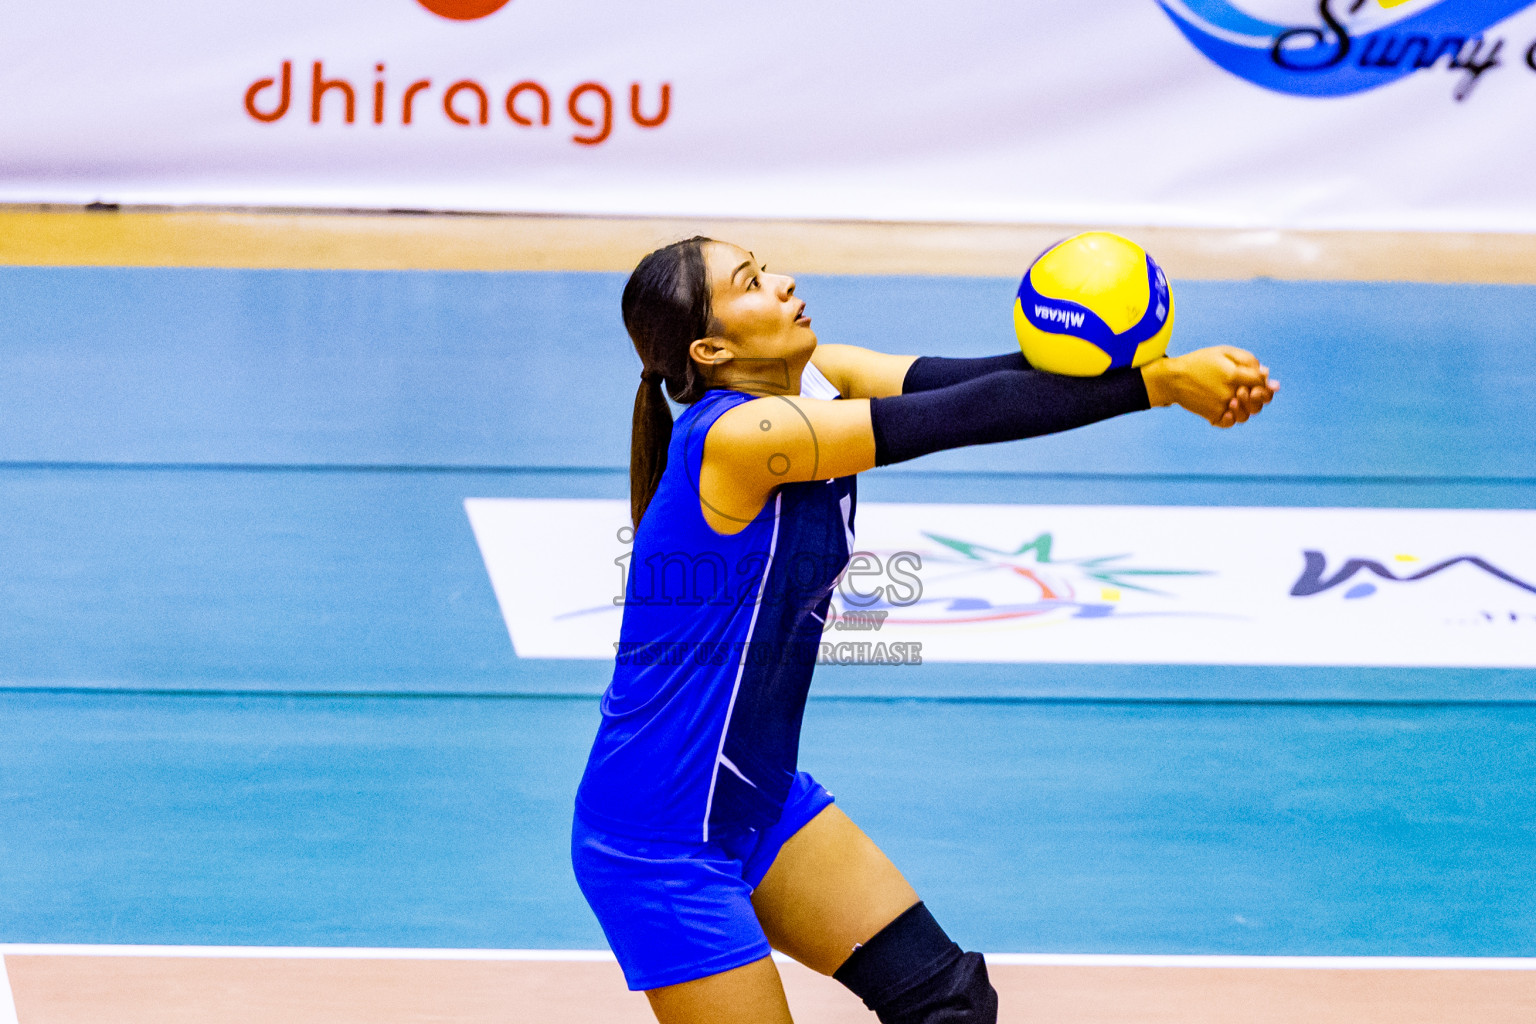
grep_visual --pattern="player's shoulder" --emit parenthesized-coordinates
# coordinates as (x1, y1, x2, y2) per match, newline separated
(705, 387, 832, 464)
(706, 392, 778, 449)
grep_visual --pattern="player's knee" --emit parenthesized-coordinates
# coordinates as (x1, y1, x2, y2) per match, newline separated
(832, 902, 998, 1024)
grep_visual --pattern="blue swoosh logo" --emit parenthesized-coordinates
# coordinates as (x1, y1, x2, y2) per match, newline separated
(1157, 0, 1534, 96)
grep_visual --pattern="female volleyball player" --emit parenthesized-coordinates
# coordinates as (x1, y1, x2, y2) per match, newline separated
(573, 237, 1276, 1024)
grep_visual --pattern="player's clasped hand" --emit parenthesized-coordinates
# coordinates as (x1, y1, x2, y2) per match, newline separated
(1142, 345, 1278, 428)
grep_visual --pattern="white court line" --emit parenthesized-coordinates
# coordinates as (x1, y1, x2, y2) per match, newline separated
(982, 953, 1536, 970)
(1, 946, 1534, 971)
(0, 956, 20, 1024)
(0, 945, 615, 962)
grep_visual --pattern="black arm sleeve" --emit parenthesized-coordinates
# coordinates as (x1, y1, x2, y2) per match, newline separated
(868, 367, 1150, 466)
(901, 352, 1032, 393)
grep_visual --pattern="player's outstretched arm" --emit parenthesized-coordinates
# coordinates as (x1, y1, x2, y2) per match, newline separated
(700, 347, 1276, 530)
(813, 342, 1277, 427)
(814, 343, 1055, 398)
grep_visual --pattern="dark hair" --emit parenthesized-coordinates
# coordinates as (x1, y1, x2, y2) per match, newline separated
(622, 236, 716, 526)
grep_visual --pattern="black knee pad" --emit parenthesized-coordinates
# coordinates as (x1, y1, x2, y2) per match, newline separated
(832, 902, 998, 1024)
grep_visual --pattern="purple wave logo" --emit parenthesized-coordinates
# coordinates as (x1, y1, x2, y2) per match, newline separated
(1290, 551, 1536, 599)
(1156, 0, 1532, 99)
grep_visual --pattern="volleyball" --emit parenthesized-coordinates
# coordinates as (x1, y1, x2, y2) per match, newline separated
(1013, 232, 1175, 377)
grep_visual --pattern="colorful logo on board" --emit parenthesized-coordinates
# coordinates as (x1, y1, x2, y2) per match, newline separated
(844, 531, 1211, 627)
(1156, 0, 1536, 100)
(416, 0, 512, 20)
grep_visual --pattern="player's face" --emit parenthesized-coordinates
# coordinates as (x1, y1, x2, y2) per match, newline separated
(703, 242, 816, 364)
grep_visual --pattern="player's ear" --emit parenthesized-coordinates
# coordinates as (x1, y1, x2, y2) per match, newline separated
(689, 335, 734, 369)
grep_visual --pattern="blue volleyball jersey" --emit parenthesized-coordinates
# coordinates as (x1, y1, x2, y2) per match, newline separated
(576, 368, 854, 842)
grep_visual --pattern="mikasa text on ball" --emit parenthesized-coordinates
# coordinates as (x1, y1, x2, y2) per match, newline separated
(1013, 232, 1174, 376)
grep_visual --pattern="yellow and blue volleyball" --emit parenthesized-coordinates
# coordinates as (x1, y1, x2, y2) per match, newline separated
(1013, 232, 1174, 377)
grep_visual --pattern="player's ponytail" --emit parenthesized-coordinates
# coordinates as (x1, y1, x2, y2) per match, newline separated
(621, 236, 715, 527)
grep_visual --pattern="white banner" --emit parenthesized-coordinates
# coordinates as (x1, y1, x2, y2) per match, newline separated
(3, 2, 1536, 230)
(465, 499, 1536, 669)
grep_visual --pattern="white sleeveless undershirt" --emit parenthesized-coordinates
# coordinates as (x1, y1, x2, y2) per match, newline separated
(799, 360, 841, 401)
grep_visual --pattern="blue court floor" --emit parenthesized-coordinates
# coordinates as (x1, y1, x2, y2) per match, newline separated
(1, 266, 1533, 956)
(4, 692, 1536, 955)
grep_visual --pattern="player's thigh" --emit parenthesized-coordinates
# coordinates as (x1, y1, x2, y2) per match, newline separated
(751, 804, 920, 977)
(645, 955, 793, 1024)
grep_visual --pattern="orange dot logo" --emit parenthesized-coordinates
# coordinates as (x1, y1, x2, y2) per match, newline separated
(416, 0, 511, 20)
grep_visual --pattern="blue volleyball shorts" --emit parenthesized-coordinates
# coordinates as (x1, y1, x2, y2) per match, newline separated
(571, 771, 835, 991)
